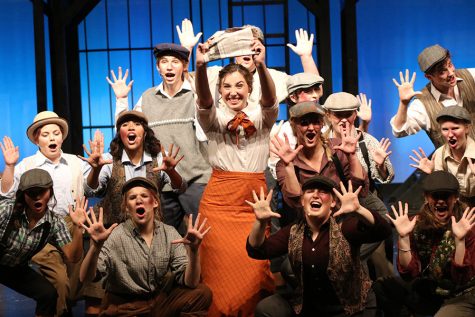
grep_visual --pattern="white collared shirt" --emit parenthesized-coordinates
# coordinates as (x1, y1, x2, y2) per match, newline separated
(390, 68, 475, 137)
(0, 151, 87, 217)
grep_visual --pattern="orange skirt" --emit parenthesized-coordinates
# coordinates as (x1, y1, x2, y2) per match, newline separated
(199, 169, 274, 317)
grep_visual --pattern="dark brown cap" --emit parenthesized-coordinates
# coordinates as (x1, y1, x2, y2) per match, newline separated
(422, 171, 459, 194)
(121, 177, 158, 195)
(302, 175, 337, 192)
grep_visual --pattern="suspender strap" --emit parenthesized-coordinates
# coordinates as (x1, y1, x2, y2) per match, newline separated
(332, 153, 347, 186)
(358, 133, 376, 192)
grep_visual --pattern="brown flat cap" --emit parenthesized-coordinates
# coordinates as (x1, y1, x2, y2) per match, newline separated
(323, 92, 359, 112)
(116, 110, 148, 128)
(289, 101, 325, 119)
(302, 175, 337, 192)
(122, 177, 158, 195)
(418, 44, 448, 73)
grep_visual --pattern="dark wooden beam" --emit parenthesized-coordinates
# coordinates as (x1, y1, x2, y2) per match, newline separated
(299, 0, 333, 99)
(62, 0, 101, 26)
(341, 0, 358, 94)
(33, 0, 47, 112)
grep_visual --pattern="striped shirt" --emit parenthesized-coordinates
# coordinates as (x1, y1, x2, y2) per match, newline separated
(0, 199, 72, 267)
(97, 219, 188, 296)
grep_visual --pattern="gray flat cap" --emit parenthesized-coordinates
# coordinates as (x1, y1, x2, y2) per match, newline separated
(436, 106, 471, 124)
(418, 44, 448, 73)
(323, 92, 359, 112)
(287, 73, 324, 95)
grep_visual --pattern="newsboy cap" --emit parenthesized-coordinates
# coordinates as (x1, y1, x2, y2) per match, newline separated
(289, 101, 325, 119)
(436, 106, 471, 124)
(417, 44, 448, 73)
(323, 92, 359, 112)
(18, 169, 53, 192)
(421, 171, 459, 194)
(287, 73, 324, 95)
(122, 177, 158, 195)
(302, 175, 337, 192)
(153, 43, 190, 62)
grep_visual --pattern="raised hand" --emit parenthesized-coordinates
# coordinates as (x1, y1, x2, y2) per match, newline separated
(333, 181, 362, 217)
(172, 213, 210, 252)
(251, 40, 266, 66)
(0, 136, 19, 166)
(69, 196, 88, 227)
(392, 69, 422, 104)
(176, 18, 202, 51)
(452, 207, 475, 241)
(153, 144, 184, 173)
(386, 201, 417, 237)
(270, 133, 303, 165)
(245, 187, 281, 222)
(333, 122, 360, 154)
(409, 147, 434, 174)
(371, 138, 393, 166)
(106, 67, 134, 99)
(356, 93, 372, 123)
(79, 130, 112, 169)
(82, 207, 118, 246)
(195, 43, 209, 67)
(287, 28, 314, 57)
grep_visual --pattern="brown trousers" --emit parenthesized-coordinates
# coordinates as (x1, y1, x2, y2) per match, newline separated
(99, 283, 212, 317)
(31, 216, 83, 316)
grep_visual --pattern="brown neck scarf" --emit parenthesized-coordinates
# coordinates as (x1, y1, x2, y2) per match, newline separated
(226, 111, 256, 145)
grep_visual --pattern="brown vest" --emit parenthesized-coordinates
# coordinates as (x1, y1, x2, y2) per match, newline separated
(94, 158, 159, 225)
(417, 69, 475, 148)
(287, 217, 371, 315)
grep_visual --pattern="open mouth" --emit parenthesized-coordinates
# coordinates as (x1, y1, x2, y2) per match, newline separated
(310, 201, 322, 209)
(448, 139, 457, 146)
(305, 132, 317, 142)
(242, 56, 251, 62)
(136, 207, 145, 216)
(435, 205, 448, 212)
(48, 144, 58, 150)
(127, 133, 137, 142)
(165, 72, 175, 79)
(34, 202, 43, 209)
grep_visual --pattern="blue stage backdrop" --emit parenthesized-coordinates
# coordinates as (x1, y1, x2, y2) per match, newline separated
(1, 0, 475, 183)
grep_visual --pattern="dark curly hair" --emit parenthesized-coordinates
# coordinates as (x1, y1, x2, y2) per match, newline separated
(110, 119, 161, 161)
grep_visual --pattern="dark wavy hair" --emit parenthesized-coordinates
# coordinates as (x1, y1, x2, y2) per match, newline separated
(218, 63, 253, 94)
(110, 119, 161, 161)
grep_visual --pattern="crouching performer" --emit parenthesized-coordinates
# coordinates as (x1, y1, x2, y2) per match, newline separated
(79, 177, 212, 316)
(246, 176, 391, 316)
(0, 169, 86, 317)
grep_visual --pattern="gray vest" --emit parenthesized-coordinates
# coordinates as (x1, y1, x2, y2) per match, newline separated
(141, 87, 211, 186)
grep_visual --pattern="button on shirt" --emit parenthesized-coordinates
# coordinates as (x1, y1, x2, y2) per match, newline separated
(84, 151, 186, 197)
(97, 219, 188, 295)
(0, 151, 85, 217)
(0, 199, 71, 267)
